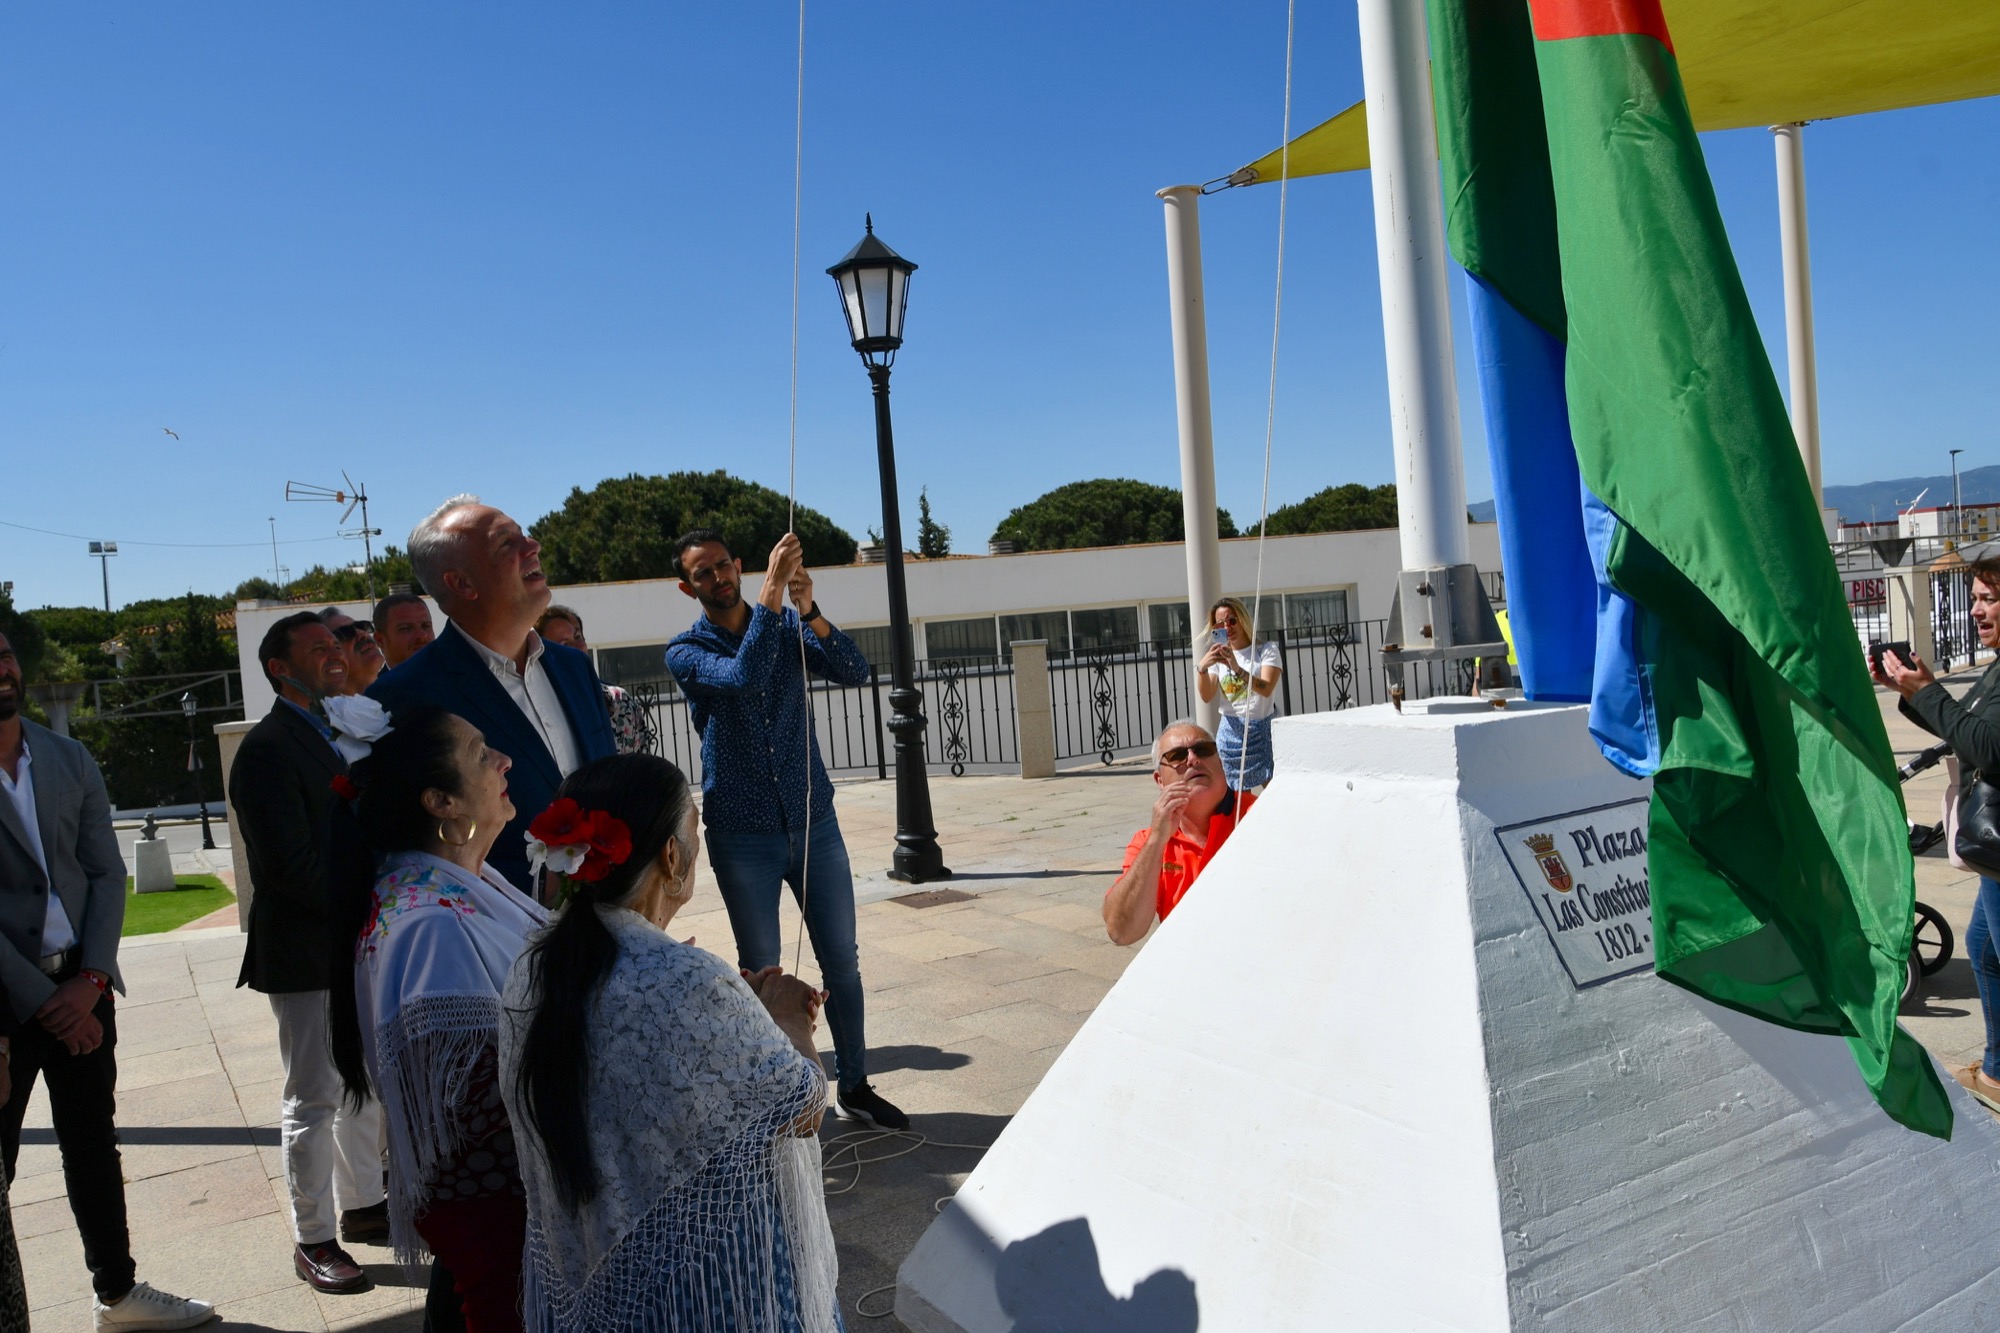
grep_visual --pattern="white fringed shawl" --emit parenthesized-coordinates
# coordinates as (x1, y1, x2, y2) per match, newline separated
(355, 851, 547, 1265)
(497, 908, 839, 1333)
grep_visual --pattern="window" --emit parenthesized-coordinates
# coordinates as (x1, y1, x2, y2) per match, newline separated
(1071, 606, 1139, 652)
(925, 617, 999, 662)
(1148, 601, 1192, 645)
(842, 624, 894, 672)
(999, 611, 1071, 660)
(1226, 595, 1283, 638)
(596, 644, 675, 687)
(1284, 590, 1351, 637)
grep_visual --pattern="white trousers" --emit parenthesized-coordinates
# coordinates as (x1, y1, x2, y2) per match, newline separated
(268, 991, 384, 1245)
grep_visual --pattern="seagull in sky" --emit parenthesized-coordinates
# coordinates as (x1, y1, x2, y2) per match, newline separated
(162, 427, 180, 440)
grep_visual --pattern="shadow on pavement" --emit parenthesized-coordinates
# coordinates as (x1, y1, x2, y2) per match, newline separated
(19, 1125, 280, 1147)
(867, 1044, 974, 1074)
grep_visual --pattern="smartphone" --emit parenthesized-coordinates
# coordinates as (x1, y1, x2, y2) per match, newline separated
(1210, 627, 1231, 647)
(1870, 640, 1917, 671)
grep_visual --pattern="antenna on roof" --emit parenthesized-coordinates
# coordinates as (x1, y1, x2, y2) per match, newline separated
(285, 473, 382, 600)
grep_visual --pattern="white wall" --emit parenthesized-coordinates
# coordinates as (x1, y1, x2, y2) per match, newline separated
(230, 524, 1504, 721)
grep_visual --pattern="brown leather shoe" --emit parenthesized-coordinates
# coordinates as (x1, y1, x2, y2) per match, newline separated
(294, 1241, 371, 1294)
(339, 1201, 390, 1245)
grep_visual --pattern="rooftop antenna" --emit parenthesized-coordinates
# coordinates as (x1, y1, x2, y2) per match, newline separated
(285, 472, 381, 600)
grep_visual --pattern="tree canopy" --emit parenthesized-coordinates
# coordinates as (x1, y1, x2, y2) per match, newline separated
(990, 479, 1237, 552)
(1251, 483, 1400, 537)
(0, 590, 46, 681)
(530, 472, 859, 582)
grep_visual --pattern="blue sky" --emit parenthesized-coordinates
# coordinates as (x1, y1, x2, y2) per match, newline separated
(3, 3, 1995, 610)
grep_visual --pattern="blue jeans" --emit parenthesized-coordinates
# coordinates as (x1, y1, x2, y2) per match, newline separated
(1969, 877, 2000, 1081)
(705, 816, 867, 1088)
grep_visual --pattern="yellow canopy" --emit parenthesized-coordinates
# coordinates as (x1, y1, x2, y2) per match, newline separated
(1229, 0, 2000, 185)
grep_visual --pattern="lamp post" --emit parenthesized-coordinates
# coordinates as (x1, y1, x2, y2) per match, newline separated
(180, 691, 216, 851)
(828, 216, 949, 883)
(88, 540, 118, 612)
(1951, 448, 1965, 539)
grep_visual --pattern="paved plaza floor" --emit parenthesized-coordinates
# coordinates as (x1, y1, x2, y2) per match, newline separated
(12, 675, 1993, 1330)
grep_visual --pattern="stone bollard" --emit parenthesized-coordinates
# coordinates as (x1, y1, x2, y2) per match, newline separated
(133, 829, 175, 894)
(1012, 640, 1056, 779)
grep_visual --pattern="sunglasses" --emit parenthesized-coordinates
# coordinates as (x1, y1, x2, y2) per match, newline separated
(1158, 740, 1218, 766)
(332, 621, 376, 641)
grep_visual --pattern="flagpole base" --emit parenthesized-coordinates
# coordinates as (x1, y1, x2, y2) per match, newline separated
(897, 703, 2000, 1332)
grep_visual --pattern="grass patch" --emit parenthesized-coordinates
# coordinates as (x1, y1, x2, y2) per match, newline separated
(123, 874, 235, 936)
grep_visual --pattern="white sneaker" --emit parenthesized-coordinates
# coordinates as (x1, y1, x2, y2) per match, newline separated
(92, 1281, 216, 1331)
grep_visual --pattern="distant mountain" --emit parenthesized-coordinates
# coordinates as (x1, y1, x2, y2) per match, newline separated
(1822, 465, 2000, 524)
(1469, 466, 1999, 527)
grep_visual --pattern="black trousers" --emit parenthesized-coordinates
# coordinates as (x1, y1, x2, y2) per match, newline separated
(0, 992, 135, 1300)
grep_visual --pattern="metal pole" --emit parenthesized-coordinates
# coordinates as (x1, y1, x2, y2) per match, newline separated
(1952, 448, 1964, 538)
(1772, 123, 1822, 507)
(869, 364, 949, 882)
(98, 551, 111, 613)
(1356, 0, 1470, 572)
(1157, 185, 1224, 733)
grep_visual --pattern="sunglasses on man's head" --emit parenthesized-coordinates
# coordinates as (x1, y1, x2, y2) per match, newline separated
(332, 621, 375, 641)
(1158, 740, 1218, 766)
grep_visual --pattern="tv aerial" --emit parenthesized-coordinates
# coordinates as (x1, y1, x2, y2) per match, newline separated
(285, 472, 382, 600)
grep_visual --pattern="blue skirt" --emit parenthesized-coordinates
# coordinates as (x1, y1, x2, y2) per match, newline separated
(1217, 714, 1274, 789)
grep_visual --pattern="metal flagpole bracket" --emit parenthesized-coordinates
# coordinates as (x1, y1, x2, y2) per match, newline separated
(1382, 564, 1511, 703)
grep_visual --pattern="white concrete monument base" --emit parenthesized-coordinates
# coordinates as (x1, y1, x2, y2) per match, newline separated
(896, 702, 2000, 1332)
(132, 836, 175, 894)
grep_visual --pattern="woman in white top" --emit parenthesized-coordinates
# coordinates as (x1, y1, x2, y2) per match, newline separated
(1194, 596, 1283, 790)
(325, 704, 549, 1332)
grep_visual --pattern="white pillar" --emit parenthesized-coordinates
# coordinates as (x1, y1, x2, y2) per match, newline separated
(1357, 0, 1470, 573)
(1773, 122, 1822, 503)
(1158, 184, 1224, 732)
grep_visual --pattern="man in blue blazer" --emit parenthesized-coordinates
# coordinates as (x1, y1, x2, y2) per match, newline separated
(369, 497, 615, 893)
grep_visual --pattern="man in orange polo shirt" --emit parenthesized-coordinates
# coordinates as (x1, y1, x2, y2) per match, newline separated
(1103, 720, 1257, 945)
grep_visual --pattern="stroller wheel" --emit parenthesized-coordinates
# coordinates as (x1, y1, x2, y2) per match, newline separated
(1915, 901, 1954, 976)
(1901, 947, 1923, 1013)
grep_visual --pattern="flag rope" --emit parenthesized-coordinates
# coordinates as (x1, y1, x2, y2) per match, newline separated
(786, 0, 818, 978)
(1232, 0, 1295, 799)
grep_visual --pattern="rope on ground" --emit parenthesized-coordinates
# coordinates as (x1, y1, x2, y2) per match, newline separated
(818, 1125, 992, 1318)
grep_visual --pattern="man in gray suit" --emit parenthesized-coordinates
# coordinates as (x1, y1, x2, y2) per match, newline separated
(0, 630, 215, 1329)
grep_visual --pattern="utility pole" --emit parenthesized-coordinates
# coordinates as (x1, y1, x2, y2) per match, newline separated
(1951, 449, 1965, 539)
(88, 541, 118, 612)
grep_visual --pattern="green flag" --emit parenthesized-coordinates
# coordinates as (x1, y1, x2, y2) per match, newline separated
(1491, 0, 1952, 1135)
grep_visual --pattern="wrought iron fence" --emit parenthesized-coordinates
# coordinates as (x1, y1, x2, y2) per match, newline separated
(624, 619, 1494, 779)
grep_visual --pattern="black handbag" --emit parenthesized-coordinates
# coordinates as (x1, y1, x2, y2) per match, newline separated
(1957, 773, 2000, 877)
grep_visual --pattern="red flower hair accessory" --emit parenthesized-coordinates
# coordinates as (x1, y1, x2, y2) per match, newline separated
(526, 797, 634, 883)
(330, 774, 361, 802)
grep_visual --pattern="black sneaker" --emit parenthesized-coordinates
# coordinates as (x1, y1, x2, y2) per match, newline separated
(836, 1081, 910, 1130)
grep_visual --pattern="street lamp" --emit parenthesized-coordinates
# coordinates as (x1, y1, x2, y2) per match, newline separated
(180, 691, 216, 851)
(88, 541, 118, 613)
(1951, 448, 1965, 539)
(828, 216, 949, 883)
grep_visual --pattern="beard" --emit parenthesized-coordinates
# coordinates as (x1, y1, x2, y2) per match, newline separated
(698, 583, 743, 616)
(0, 691, 18, 723)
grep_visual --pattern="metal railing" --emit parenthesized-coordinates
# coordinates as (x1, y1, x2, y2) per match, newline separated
(623, 619, 1486, 779)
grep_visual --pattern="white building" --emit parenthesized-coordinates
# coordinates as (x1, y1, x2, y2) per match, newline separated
(230, 522, 1504, 721)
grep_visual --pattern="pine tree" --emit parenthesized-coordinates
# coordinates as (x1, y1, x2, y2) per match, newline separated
(917, 487, 952, 558)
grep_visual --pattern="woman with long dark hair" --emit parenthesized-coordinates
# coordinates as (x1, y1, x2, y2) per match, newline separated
(325, 705, 547, 1332)
(498, 754, 839, 1332)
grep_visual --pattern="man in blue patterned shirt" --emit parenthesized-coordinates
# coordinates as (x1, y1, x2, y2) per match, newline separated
(665, 528, 908, 1130)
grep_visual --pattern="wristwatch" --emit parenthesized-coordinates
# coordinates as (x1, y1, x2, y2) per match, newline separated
(801, 602, 823, 624)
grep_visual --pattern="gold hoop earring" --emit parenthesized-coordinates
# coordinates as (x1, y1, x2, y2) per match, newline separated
(438, 818, 476, 848)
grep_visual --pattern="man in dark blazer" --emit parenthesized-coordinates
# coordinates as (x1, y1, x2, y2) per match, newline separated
(231, 612, 385, 1295)
(0, 631, 215, 1328)
(370, 496, 616, 891)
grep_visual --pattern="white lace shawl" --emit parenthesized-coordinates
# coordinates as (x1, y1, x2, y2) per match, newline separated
(356, 851, 547, 1264)
(497, 907, 838, 1332)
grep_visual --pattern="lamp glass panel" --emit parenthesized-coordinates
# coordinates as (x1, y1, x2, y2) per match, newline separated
(837, 273, 867, 345)
(886, 267, 911, 341)
(857, 267, 892, 342)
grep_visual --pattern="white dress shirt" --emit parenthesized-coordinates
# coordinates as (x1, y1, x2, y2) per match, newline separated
(451, 622, 583, 777)
(0, 736, 81, 956)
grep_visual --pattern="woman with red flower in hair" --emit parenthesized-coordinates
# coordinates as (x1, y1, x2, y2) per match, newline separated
(499, 753, 839, 1332)
(323, 705, 550, 1332)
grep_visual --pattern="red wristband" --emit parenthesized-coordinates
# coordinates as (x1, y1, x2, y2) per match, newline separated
(82, 970, 110, 995)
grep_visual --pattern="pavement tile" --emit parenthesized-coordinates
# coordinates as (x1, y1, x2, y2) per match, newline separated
(115, 1041, 226, 1092)
(112, 996, 215, 1059)
(996, 966, 1114, 1014)
(124, 1152, 282, 1234)
(946, 999, 1080, 1053)
(938, 947, 1069, 988)
(1013, 901, 1111, 935)
(869, 929, 988, 963)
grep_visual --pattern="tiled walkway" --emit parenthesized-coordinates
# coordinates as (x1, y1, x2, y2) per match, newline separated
(13, 672, 1992, 1330)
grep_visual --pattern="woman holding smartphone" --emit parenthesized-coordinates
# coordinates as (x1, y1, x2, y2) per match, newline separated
(1877, 558, 2000, 1111)
(1195, 596, 1283, 790)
